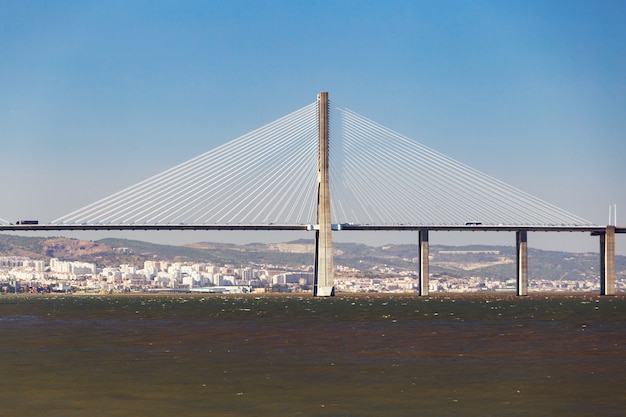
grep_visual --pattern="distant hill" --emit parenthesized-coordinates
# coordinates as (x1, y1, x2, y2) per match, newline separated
(0, 234, 624, 281)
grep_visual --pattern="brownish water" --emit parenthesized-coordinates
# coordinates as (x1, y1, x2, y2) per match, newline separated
(1, 293, 624, 416)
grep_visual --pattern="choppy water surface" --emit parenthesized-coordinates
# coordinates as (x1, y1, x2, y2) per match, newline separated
(1, 293, 624, 417)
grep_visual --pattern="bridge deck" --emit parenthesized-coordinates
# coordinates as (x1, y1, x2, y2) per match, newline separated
(0, 224, 620, 233)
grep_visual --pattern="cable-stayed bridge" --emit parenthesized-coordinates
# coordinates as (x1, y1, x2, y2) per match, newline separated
(1, 92, 621, 295)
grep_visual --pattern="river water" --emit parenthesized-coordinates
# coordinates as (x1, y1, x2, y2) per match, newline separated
(1, 293, 624, 417)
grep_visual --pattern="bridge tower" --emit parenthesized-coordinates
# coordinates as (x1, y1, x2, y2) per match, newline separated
(314, 92, 335, 296)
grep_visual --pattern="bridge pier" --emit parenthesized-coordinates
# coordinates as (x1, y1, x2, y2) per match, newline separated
(600, 226, 616, 295)
(418, 230, 429, 296)
(516, 230, 528, 296)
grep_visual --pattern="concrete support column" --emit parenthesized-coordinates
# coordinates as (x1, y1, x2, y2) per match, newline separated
(600, 226, 616, 296)
(313, 92, 334, 297)
(516, 230, 528, 296)
(418, 230, 429, 296)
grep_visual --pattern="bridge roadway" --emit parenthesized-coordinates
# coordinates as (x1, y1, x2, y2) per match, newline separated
(1, 223, 622, 296)
(0, 223, 618, 232)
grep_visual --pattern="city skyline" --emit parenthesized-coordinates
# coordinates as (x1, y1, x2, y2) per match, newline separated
(1, 1, 625, 254)
(2, 250, 619, 294)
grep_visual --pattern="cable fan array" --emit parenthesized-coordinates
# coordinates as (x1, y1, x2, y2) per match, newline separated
(329, 107, 592, 226)
(53, 99, 593, 227)
(53, 103, 320, 225)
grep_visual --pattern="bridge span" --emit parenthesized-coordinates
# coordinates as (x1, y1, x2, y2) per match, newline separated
(1, 92, 622, 296)
(0, 223, 621, 296)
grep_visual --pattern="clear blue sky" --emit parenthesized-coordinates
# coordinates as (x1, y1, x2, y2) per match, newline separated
(1, 0, 625, 254)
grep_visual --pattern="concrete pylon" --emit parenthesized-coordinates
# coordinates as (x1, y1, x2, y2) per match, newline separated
(600, 226, 616, 295)
(418, 230, 429, 296)
(516, 230, 528, 296)
(313, 92, 334, 296)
